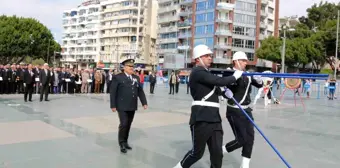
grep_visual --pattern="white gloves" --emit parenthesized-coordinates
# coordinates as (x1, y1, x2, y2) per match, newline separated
(232, 70, 243, 80)
(253, 75, 263, 84)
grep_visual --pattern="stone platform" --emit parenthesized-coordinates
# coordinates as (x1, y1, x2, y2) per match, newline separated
(0, 85, 339, 168)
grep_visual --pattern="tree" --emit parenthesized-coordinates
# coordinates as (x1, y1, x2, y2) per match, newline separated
(301, 2, 340, 71)
(0, 15, 60, 65)
(256, 36, 282, 63)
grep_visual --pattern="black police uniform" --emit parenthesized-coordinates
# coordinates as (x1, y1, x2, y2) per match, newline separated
(224, 72, 263, 159)
(179, 66, 238, 168)
(109, 59, 147, 153)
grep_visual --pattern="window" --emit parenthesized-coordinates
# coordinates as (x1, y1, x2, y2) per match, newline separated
(232, 38, 243, 48)
(268, 7, 274, 14)
(234, 13, 256, 25)
(160, 32, 177, 38)
(207, 12, 214, 21)
(206, 24, 214, 34)
(245, 28, 255, 37)
(194, 38, 206, 47)
(195, 26, 205, 35)
(206, 37, 214, 48)
(196, 2, 206, 11)
(235, 1, 256, 12)
(233, 26, 244, 35)
(161, 43, 177, 49)
(207, 0, 215, 9)
(246, 52, 254, 61)
(196, 13, 206, 23)
(268, 19, 273, 25)
(245, 40, 255, 49)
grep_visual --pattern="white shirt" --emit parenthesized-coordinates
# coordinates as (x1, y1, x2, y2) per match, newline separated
(125, 72, 132, 80)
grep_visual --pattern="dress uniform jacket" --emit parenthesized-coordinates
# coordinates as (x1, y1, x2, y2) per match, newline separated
(226, 74, 263, 117)
(189, 66, 237, 125)
(110, 73, 147, 112)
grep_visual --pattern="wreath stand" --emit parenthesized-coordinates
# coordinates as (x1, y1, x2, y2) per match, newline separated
(279, 78, 305, 110)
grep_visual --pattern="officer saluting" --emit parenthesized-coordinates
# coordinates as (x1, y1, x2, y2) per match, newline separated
(222, 51, 263, 168)
(173, 45, 243, 168)
(110, 58, 148, 154)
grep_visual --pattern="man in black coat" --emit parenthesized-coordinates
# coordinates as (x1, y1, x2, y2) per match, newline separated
(110, 58, 148, 154)
(39, 63, 51, 101)
(149, 71, 156, 94)
(23, 64, 35, 102)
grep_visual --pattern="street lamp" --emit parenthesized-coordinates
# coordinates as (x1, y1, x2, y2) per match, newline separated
(334, 10, 339, 80)
(281, 25, 295, 73)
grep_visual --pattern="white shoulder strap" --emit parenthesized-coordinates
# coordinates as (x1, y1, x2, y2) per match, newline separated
(239, 76, 251, 105)
(202, 86, 216, 101)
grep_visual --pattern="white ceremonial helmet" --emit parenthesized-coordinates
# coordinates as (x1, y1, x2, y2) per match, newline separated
(232, 51, 248, 61)
(193, 44, 213, 59)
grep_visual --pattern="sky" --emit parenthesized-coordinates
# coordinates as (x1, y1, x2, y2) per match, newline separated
(0, 0, 339, 42)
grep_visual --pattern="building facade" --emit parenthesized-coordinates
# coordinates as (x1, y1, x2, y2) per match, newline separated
(99, 0, 158, 70)
(61, 0, 102, 69)
(157, 0, 280, 70)
(61, 0, 158, 70)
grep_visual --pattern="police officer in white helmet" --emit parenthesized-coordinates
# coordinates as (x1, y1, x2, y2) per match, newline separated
(222, 51, 263, 168)
(173, 45, 243, 168)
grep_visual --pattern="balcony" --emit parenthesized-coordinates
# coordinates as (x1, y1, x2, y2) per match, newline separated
(158, 5, 179, 14)
(260, 22, 267, 29)
(261, 0, 268, 5)
(121, 49, 138, 54)
(178, 21, 191, 28)
(158, 0, 173, 4)
(179, 0, 193, 6)
(216, 2, 235, 11)
(215, 30, 232, 37)
(159, 26, 178, 33)
(158, 38, 178, 44)
(214, 44, 232, 50)
(158, 48, 178, 53)
(213, 57, 232, 64)
(261, 11, 268, 17)
(177, 45, 190, 50)
(216, 17, 232, 23)
(179, 9, 192, 17)
(158, 16, 178, 24)
(178, 32, 192, 39)
(103, 6, 138, 13)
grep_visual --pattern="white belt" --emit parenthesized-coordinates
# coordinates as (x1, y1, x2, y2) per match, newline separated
(192, 101, 220, 108)
(227, 103, 249, 109)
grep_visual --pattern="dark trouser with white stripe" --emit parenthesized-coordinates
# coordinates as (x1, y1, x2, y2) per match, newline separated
(225, 111, 254, 158)
(180, 122, 223, 168)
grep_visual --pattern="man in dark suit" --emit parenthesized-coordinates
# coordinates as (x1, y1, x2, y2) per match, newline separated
(23, 64, 35, 102)
(149, 71, 156, 94)
(110, 58, 148, 154)
(39, 63, 51, 102)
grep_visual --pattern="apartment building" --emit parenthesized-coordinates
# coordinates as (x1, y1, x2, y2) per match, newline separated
(279, 15, 300, 29)
(61, 0, 101, 69)
(99, 0, 158, 70)
(157, 0, 280, 70)
(61, 0, 158, 70)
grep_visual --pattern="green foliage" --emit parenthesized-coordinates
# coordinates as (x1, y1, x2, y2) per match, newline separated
(256, 2, 339, 70)
(0, 15, 60, 64)
(256, 36, 282, 63)
(319, 68, 333, 74)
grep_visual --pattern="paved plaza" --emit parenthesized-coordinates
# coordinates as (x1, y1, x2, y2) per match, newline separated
(0, 84, 340, 168)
